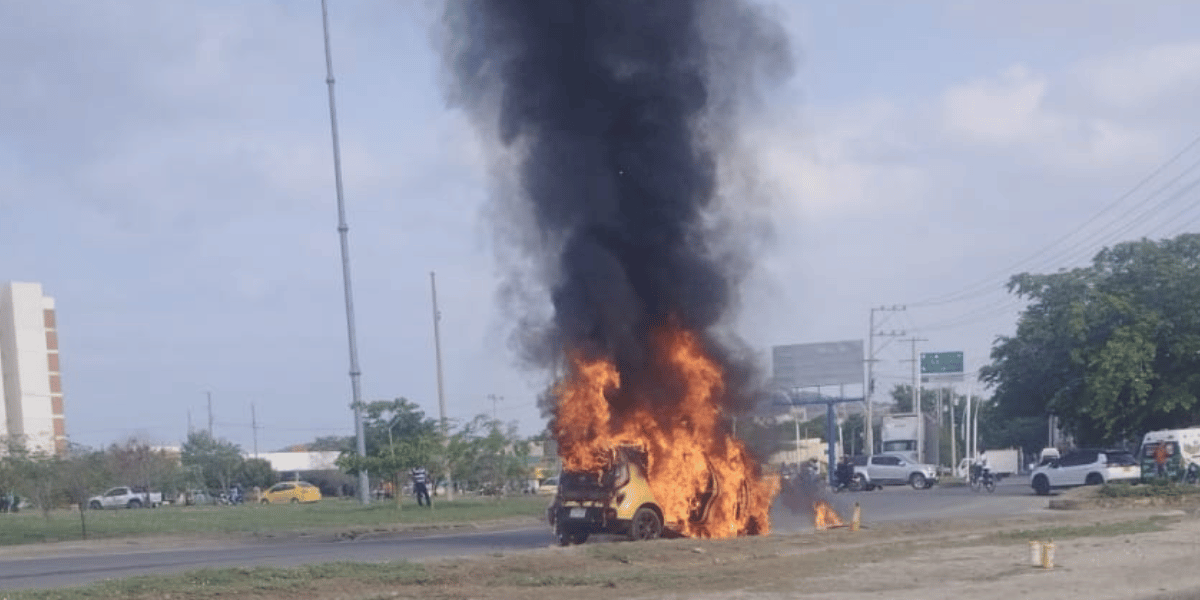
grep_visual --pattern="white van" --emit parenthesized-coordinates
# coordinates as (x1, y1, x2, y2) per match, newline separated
(1138, 428, 1200, 482)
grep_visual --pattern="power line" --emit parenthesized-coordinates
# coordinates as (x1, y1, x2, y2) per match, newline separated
(912, 132, 1200, 307)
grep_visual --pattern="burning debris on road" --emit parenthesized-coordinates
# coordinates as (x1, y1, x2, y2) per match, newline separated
(441, 0, 793, 539)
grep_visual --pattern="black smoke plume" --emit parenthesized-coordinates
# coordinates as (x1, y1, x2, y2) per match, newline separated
(442, 0, 792, 412)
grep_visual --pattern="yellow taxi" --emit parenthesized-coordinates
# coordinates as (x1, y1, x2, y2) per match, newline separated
(260, 481, 322, 504)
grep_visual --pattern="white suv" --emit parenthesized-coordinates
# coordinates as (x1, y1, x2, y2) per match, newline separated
(1029, 449, 1139, 495)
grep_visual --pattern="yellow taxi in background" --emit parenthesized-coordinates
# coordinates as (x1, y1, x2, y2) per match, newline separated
(260, 481, 322, 504)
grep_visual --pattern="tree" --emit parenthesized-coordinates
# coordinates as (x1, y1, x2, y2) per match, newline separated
(305, 435, 354, 452)
(105, 437, 183, 504)
(984, 234, 1200, 445)
(237, 458, 277, 490)
(447, 415, 530, 496)
(336, 398, 440, 505)
(889, 383, 944, 414)
(181, 431, 243, 492)
(59, 444, 111, 538)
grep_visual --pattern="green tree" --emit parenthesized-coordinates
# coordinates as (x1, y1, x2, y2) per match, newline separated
(983, 234, 1200, 445)
(104, 437, 183, 504)
(305, 435, 353, 452)
(337, 398, 440, 506)
(447, 415, 530, 496)
(59, 444, 111, 538)
(236, 458, 277, 489)
(181, 431, 243, 492)
(889, 383, 944, 413)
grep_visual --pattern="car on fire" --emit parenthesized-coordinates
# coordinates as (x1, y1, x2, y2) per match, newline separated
(1029, 448, 1139, 495)
(547, 445, 665, 545)
(547, 444, 740, 545)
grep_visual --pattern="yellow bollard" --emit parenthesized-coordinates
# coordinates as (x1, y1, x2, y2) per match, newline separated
(1029, 540, 1042, 567)
(1041, 540, 1055, 570)
(851, 502, 861, 531)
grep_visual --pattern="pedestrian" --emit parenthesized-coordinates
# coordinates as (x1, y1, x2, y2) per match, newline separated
(1154, 442, 1168, 478)
(411, 465, 431, 507)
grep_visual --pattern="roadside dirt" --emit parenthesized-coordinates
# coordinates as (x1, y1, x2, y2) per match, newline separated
(349, 504, 1200, 600)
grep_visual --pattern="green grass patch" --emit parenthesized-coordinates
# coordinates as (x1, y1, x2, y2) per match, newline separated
(4, 562, 432, 600)
(0, 496, 548, 546)
(987, 518, 1168, 543)
(1098, 480, 1200, 498)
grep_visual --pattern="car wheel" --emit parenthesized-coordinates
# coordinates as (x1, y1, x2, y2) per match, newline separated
(290, 497, 299, 504)
(261, 498, 270, 504)
(89, 500, 102, 510)
(1085, 473, 1104, 486)
(1032, 475, 1050, 496)
(629, 507, 663, 541)
(556, 526, 586, 546)
(127, 499, 142, 509)
(909, 473, 928, 490)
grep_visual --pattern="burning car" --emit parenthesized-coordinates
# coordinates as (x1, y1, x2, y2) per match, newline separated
(548, 443, 738, 545)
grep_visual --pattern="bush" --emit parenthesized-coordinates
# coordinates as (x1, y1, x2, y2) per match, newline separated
(1098, 480, 1200, 498)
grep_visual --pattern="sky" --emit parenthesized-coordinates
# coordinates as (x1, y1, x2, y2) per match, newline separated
(3, 1, 1200, 454)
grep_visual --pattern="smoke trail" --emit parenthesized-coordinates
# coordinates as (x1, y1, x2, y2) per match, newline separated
(442, 0, 792, 407)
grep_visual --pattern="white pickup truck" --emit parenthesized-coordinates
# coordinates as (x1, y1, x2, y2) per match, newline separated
(852, 454, 940, 490)
(88, 486, 164, 509)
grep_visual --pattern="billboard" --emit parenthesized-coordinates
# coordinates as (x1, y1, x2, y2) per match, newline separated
(772, 340, 864, 389)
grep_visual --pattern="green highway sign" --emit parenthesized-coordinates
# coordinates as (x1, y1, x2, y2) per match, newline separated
(920, 351, 964, 374)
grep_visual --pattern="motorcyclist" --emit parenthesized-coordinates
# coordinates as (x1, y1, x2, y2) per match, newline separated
(834, 455, 856, 491)
(972, 448, 991, 484)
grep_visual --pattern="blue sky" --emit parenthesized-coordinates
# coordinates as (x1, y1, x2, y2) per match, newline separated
(4, 1, 1200, 453)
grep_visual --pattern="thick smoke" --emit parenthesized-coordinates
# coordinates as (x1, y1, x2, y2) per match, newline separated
(442, 1, 792, 410)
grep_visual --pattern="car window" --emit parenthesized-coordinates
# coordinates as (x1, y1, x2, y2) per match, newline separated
(1060, 451, 1097, 466)
(873, 456, 900, 466)
(1105, 451, 1137, 466)
(851, 456, 868, 467)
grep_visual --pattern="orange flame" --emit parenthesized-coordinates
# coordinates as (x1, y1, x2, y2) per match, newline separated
(812, 499, 843, 530)
(553, 323, 778, 538)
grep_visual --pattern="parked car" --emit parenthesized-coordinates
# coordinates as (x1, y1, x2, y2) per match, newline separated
(853, 453, 939, 490)
(1029, 449, 1139, 495)
(88, 486, 164, 509)
(260, 481, 322, 504)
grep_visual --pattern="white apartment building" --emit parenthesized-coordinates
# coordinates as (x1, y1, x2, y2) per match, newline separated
(0, 282, 66, 454)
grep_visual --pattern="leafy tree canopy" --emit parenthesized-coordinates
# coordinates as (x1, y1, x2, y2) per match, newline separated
(181, 431, 243, 491)
(982, 233, 1200, 445)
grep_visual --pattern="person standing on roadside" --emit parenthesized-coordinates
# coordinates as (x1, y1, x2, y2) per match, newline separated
(1154, 442, 1169, 478)
(411, 465, 431, 507)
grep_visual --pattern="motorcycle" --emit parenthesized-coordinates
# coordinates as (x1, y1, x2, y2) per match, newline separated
(969, 464, 996, 493)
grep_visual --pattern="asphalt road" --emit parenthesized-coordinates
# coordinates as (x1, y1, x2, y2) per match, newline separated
(1, 476, 1048, 592)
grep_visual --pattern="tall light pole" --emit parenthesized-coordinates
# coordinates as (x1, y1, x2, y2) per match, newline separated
(431, 271, 453, 501)
(320, 0, 369, 504)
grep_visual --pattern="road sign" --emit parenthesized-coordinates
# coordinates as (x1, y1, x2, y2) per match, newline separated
(920, 351, 963, 374)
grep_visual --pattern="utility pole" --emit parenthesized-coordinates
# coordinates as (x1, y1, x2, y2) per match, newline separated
(206, 391, 213, 437)
(320, 0, 369, 504)
(903, 337, 928, 462)
(866, 305, 905, 454)
(251, 403, 259, 459)
(488, 394, 504, 422)
(431, 271, 454, 501)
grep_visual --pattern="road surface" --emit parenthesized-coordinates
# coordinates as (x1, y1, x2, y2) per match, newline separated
(1, 477, 1049, 592)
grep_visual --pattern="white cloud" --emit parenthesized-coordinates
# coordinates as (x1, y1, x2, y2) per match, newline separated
(749, 100, 929, 220)
(940, 64, 1162, 170)
(1080, 41, 1200, 108)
